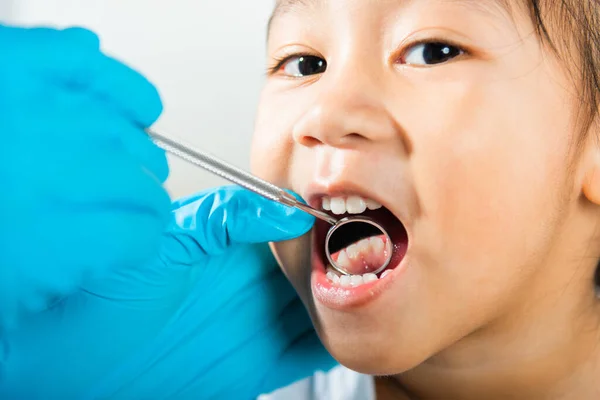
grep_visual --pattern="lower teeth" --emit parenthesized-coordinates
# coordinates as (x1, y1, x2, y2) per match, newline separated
(326, 267, 392, 287)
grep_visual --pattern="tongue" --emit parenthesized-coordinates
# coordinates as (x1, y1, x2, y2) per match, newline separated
(331, 234, 391, 275)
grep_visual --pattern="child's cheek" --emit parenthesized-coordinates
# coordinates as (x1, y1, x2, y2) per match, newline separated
(409, 84, 573, 281)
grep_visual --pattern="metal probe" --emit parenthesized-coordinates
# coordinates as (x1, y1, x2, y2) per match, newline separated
(147, 130, 393, 276)
(147, 130, 338, 225)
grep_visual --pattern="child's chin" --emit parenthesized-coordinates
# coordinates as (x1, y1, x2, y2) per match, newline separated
(323, 337, 426, 376)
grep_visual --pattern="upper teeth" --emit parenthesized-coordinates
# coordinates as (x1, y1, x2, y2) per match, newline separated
(322, 195, 382, 215)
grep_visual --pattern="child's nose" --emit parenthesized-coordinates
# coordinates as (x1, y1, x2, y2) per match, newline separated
(291, 74, 401, 149)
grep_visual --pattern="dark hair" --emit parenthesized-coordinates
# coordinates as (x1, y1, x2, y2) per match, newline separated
(528, 1, 600, 287)
(529, 0, 600, 138)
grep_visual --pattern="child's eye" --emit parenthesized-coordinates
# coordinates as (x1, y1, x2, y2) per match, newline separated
(278, 55, 327, 77)
(401, 42, 464, 66)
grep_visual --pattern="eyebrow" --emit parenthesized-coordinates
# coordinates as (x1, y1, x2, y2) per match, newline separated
(267, 0, 320, 35)
(266, 0, 515, 37)
(271, 0, 317, 16)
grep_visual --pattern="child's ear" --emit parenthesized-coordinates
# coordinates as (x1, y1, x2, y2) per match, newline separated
(583, 136, 600, 206)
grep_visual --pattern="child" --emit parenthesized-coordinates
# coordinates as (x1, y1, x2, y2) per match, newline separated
(254, 0, 600, 398)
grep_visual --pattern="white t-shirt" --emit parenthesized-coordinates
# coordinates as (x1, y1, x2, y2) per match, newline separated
(258, 366, 375, 400)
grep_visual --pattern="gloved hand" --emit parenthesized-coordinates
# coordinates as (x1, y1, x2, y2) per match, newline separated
(0, 23, 334, 398)
(0, 24, 171, 329)
(1, 186, 336, 399)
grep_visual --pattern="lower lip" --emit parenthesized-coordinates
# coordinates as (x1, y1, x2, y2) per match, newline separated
(311, 240, 408, 310)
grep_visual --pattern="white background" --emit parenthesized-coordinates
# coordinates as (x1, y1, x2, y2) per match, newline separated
(2, 0, 275, 198)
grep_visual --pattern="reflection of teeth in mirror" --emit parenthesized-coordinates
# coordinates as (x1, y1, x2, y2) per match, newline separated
(370, 236, 384, 253)
(337, 249, 350, 267)
(345, 243, 359, 259)
(356, 239, 369, 253)
(335, 236, 390, 270)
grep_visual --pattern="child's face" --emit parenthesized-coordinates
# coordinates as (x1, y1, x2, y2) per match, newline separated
(251, 0, 599, 374)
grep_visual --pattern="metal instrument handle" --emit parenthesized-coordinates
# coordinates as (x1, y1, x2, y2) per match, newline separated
(147, 130, 338, 225)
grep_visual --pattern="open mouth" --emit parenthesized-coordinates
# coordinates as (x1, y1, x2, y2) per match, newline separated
(313, 195, 409, 288)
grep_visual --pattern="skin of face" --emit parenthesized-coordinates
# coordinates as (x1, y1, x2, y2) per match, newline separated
(250, 0, 600, 398)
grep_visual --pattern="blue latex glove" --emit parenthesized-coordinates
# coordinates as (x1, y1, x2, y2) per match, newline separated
(0, 24, 171, 329)
(1, 186, 336, 399)
(0, 24, 335, 399)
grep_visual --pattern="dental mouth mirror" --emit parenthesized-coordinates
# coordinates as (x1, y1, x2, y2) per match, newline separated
(148, 130, 393, 276)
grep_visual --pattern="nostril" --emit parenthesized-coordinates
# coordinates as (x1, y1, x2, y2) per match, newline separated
(296, 132, 368, 148)
(297, 136, 323, 147)
(344, 133, 367, 142)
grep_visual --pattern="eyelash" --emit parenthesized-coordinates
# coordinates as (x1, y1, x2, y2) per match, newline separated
(266, 38, 470, 76)
(266, 51, 320, 76)
(395, 37, 470, 64)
